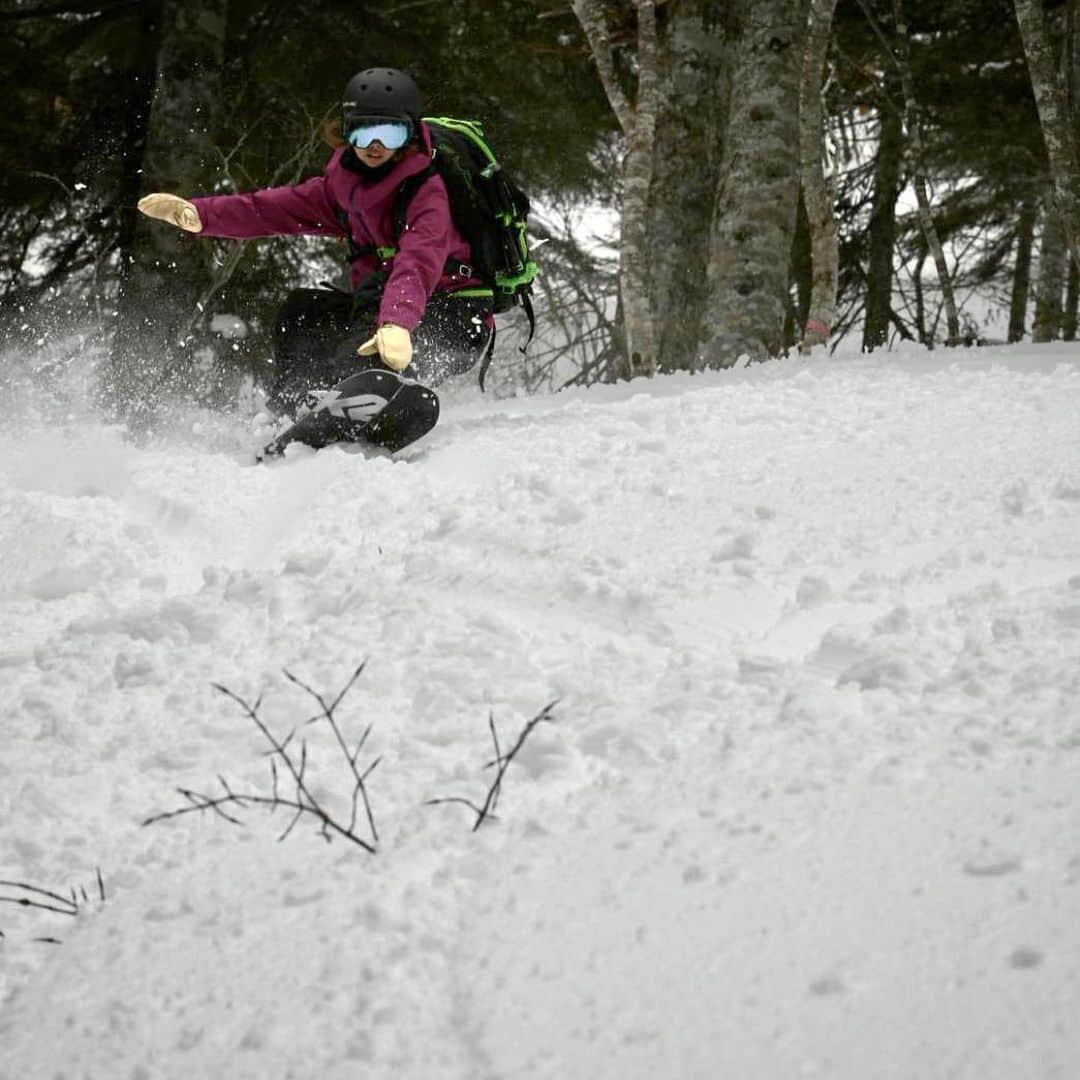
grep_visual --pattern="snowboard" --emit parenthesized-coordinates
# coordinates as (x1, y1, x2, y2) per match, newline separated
(258, 368, 439, 460)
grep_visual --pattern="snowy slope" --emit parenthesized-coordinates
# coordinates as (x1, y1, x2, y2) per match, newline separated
(1, 340, 1078, 1079)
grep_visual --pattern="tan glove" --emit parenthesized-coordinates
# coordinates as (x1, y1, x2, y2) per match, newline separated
(357, 323, 413, 372)
(137, 193, 203, 233)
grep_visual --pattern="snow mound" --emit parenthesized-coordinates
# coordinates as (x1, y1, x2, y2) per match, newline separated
(1, 342, 1078, 1079)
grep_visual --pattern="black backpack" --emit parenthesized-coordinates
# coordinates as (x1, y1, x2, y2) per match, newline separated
(342, 116, 538, 388)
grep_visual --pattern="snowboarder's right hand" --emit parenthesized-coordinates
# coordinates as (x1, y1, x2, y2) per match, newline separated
(138, 193, 203, 233)
(357, 324, 413, 372)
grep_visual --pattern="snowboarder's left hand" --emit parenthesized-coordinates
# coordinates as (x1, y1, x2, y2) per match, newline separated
(137, 193, 203, 233)
(357, 324, 413, 372)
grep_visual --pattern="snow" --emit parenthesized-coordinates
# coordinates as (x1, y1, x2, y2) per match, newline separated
(209, 313, 248, 340)
(1, 338, 1079, 1079)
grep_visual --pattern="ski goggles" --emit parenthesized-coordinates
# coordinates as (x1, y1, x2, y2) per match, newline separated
(346, 119, 413, 150)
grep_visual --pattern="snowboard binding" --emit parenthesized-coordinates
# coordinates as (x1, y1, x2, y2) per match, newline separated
(259, 368, 439, 460)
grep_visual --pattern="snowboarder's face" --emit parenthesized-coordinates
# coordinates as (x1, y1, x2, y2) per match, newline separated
(346, 118, 412, 169)
(353, 141, 393, 168)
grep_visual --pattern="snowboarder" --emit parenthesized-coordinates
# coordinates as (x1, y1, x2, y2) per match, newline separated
(137, 67, 494, 455)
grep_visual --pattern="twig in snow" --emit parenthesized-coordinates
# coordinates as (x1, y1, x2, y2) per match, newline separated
(283, 663, 380, 845)
(0, 880, 79, 916)
(0, 870, 108, 944)
(0, 895, 77, 917)
(425, 795, 490, 818)
(143, 666, 380, 854)
(427, 701, 559, 831)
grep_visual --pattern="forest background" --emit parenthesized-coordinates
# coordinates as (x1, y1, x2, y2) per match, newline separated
(1, 0, 1077, 409)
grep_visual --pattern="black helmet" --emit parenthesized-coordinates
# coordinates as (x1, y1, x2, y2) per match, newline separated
(342, 68, 422, 128)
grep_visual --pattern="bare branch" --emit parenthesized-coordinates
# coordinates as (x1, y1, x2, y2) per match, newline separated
(429, 700, 559, 831)
(181, 786, 246, 827)
(424, 797, 493, 818)
(0, 896, 77, 917)
(279, 805, 306, 844)
(486, 710, 505, 814)
(146, 667, 381, 854)
(352, 723, 374, 767)
(284, 663, 379, 845)
(0, 880, 78, 911)
(0, 871, 106, 943)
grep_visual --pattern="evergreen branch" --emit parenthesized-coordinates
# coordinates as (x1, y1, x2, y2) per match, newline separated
(851, 0, 897, 66)
(0, 0, 139, 23)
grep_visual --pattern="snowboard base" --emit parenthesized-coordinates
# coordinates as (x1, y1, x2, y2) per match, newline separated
(259, 369, 439, 460)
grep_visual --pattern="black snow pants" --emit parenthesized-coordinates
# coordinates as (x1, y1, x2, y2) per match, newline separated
(266, 280, 493, 416)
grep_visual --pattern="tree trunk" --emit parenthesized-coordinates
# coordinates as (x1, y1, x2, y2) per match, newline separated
(892, 0, 961, 346)
(106, 0, 229, 419)
(912, 246, 927, 345)
(1034, 193, 1067, 340)
(649, 0, 728, 371)
(798, 0, 839, 352)
(701, 0, 809, 366)
(1008, 195, 1038, 342)
(572, 0, 660, 380)
(1067, 0, 1080, 338)
(1064, 249, 1079, 338)
(1014, 0, 1080, 274)
(110, 0, 163, 329)
(790, 191, 812, 340)
(621, 0, 661, 379)
(863, 88, 903, 351)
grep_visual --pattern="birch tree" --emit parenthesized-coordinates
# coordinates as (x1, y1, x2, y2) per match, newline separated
(1065, 258, 1079, 338)
(571, 0, 661, 379)
(1014, 0, 1080, 273)
(1008, 195, 1038, 342)
(798, 0, 839, 352)
(701, 0, 808, 366)
(648, 0, 727, 371)
(1034, 193, 1067, 339)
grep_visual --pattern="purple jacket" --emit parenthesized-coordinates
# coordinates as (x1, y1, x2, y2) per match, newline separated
(189, 123, 473, 331)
